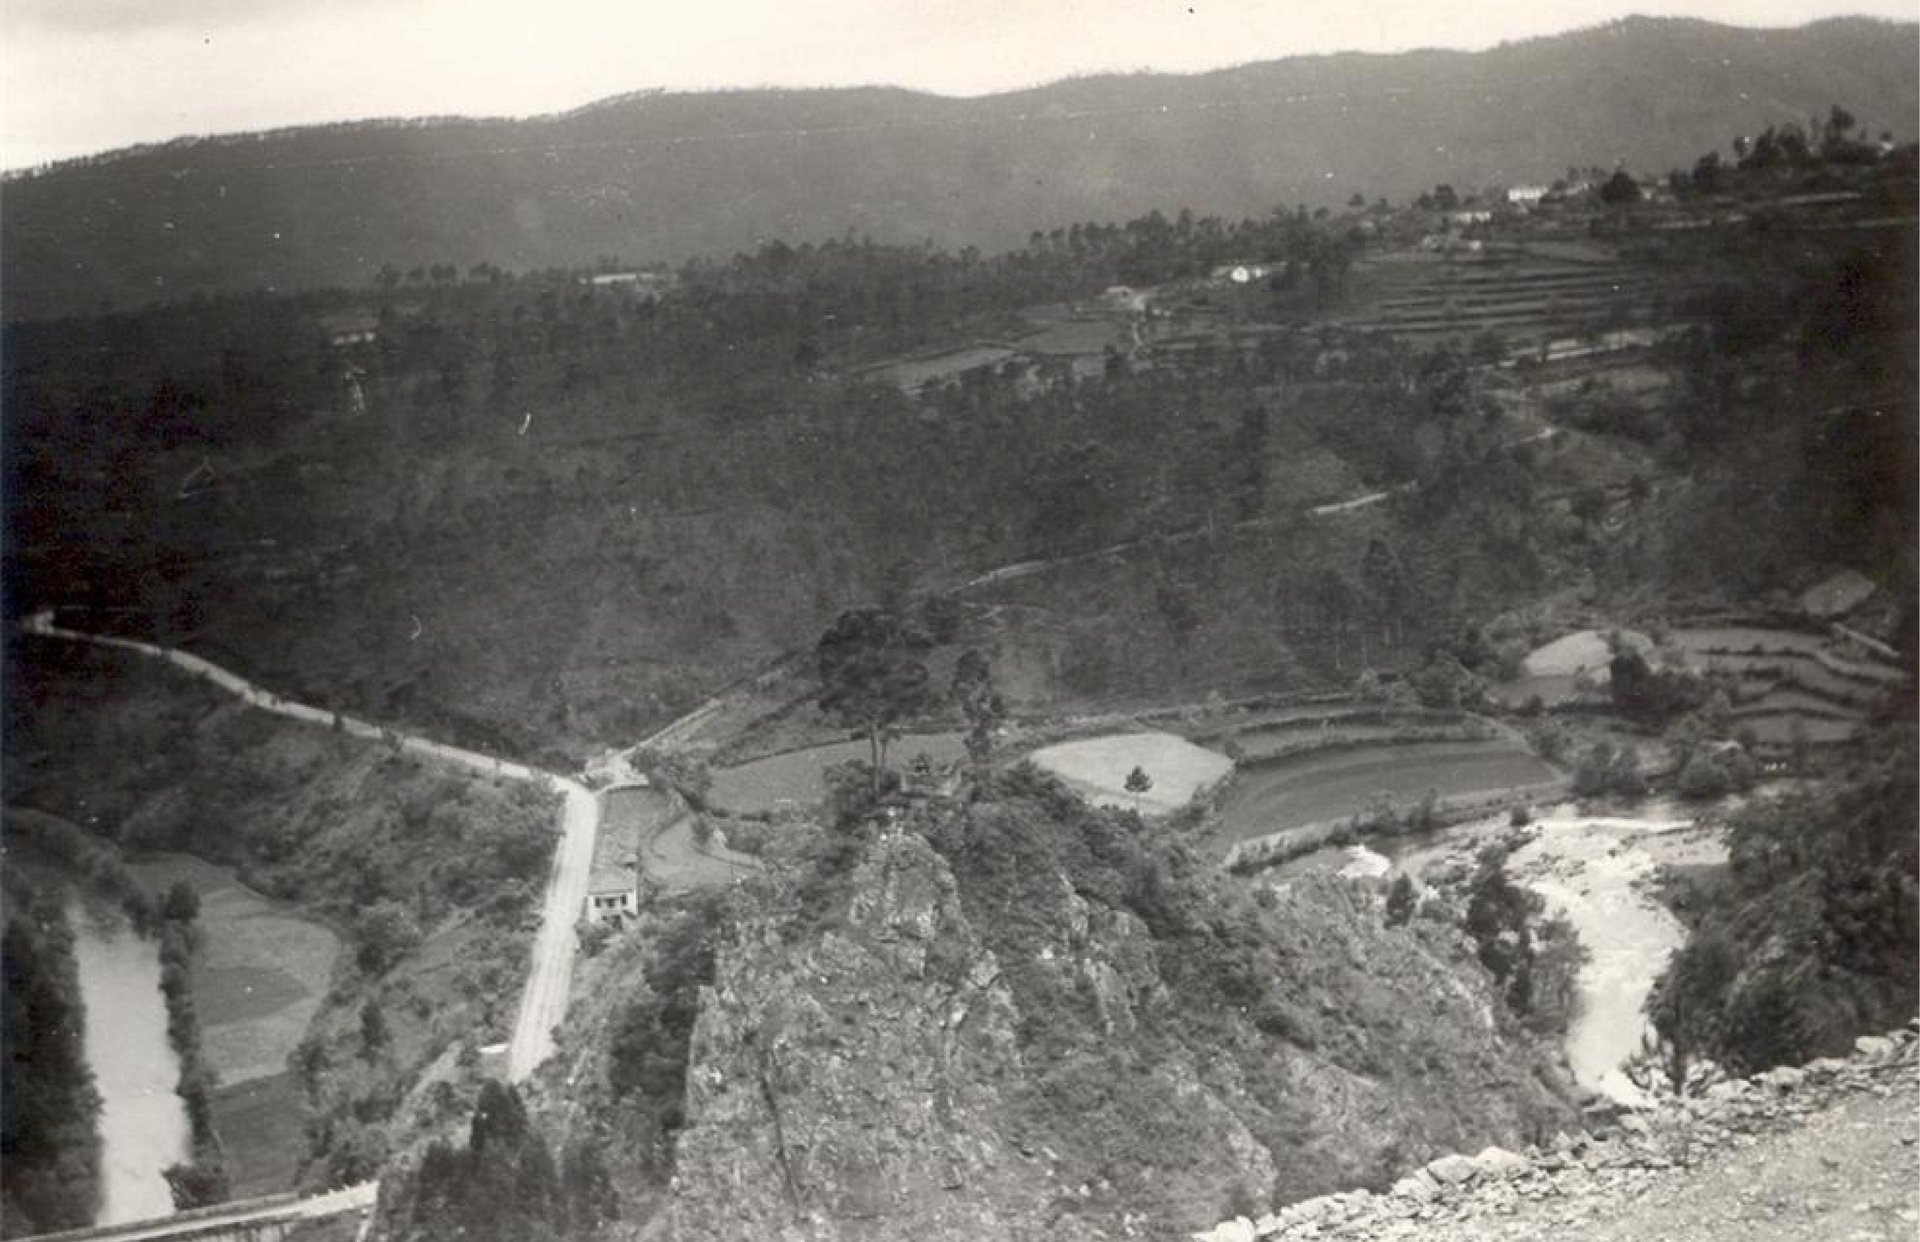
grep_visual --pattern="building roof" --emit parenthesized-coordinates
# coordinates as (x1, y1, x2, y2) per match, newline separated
(589, 792, 646, 895)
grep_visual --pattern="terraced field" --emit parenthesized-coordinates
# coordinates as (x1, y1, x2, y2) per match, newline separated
(1339, 246, 1697, 349)
(1208, 737, 1560, 853)
(707, 732, 967, 814)
(1501, 624, 1900, 749)
(1206, 707, 1492, 763)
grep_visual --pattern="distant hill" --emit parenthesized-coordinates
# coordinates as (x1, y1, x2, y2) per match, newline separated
(4, 15, 1915, 321)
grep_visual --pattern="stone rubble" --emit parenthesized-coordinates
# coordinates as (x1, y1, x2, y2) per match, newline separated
(1192, 1022, 1920, 1242)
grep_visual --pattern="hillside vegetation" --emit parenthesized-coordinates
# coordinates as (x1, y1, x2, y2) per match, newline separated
(1649, 724, 1918, 1078)
(4, 16, 1915, 320)
(4, 639, 560, 1190)
(0, 871, 103, 1236)
(6, 136, 1913, 766)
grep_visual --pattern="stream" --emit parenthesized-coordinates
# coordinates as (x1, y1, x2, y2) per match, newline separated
(67, 897, 190, 1225)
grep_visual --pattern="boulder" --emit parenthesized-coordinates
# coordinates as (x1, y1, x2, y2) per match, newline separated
(1473, 1146, 1533, 1179)
(1391, 1169, 1441, 1202)
(1192, 1216, 1256, 1242)
(1425, 1153, 1481, 1185)
(1854, 1034, 1897, 1060)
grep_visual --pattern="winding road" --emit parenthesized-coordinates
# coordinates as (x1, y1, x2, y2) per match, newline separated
(20, 612, 595, 1088)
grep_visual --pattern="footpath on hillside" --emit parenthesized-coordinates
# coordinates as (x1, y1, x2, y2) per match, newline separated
(1198, 1028, 1920, 1242)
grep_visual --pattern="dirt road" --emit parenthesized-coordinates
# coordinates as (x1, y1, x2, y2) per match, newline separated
(507, 779, 599, 1081)
(22, 615, 596, 1085)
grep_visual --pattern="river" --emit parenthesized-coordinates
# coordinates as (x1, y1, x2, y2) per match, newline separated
(67, 897, 191, 1225)
(1292, 799, 1727, 1106)
(1405, 801, 1723, 1104)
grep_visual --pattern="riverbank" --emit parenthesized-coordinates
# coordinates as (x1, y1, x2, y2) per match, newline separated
(126, 854, 340, 1198)
(64, 894, 191, 1224)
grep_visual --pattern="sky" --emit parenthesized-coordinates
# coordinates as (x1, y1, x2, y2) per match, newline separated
(4, 0, 1915, 170)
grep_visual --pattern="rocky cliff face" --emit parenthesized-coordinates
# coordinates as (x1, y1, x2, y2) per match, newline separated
(660, 774, 1577, 1240)
(667, 827, 1065, 1240)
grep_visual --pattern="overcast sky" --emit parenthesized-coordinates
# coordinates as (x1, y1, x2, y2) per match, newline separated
(4, 1, 1913, 170)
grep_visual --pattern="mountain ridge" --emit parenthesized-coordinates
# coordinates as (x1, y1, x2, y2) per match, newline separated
(4, 15, 1916, 320)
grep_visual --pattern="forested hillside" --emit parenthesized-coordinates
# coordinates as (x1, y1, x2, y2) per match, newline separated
(7, 128, 1913, 762)
(5, 15, 1915, 320)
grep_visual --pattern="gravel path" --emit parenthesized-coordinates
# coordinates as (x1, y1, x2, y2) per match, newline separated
(1404, 1074, 1919, 1242)
(1539, 1086, 1918, 1242)
(1202, 1039, 1919, 1242)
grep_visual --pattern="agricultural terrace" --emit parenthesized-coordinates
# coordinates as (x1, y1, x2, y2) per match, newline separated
(706, 732, 967, 815)
(1026, 731, 1233, 815)
(1208, 737, 1560, 855)
(1497, 624, 1895, 748)
(1335, 242, 1701, 351)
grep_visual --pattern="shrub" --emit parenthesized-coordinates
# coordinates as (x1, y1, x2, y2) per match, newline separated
(1528, 719, 1572, 763)
(163, 1162, 231, 1211)
(1524, 914, 1587, 1038)
(1675, 746, 1757, 800)
(353, 901, 422, 975)
(575, 919, 612, 958)
(1384, 875, 1417, 927)
(1572, 740, 1646, 799)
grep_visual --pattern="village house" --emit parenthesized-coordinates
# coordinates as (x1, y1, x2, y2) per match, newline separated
(318, 310, 378, 349)
(586, 855, 639, 924)
(584, 808, 643, 924)
(582, 270, 676, 296)
(1208, 263, 1272, 285)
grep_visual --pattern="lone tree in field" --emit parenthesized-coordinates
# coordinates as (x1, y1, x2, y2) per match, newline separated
(816, 607, 935, 790)
(1124, 765, 1154, 810)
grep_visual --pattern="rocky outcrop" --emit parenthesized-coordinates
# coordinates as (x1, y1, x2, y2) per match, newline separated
(666, 828, 1081, 1241)
(1193, 1022, 1920, 1241)
(660, 775, 1579, 1239)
